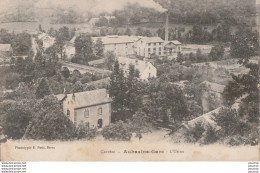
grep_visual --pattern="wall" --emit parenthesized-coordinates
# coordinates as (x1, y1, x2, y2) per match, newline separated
(74, 103, 111, 128)
(140, 63, 157, 80)
(104, 42, 135, 56)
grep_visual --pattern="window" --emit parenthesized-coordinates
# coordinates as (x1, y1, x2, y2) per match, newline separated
(97, 119, 103, 128)
(148, 43, 151, 46)
(98, 107, 102, 115)
(159, 52, 161, 55)
(84, 109, 89, 118)
(153, 48, 156, 53)
(159, 47, 161, 51)
(67, 109, 70, 116)
(159, 43, 161, 45)
(153, 43, 156, 46)
(148, 48, 151, 52)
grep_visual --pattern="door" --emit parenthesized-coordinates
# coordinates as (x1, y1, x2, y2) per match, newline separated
(97, 119, 103, 128)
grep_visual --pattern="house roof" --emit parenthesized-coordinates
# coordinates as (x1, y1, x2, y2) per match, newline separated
(139, 37, 164, 43)
(70, 35, 77, 44)
(202, 81, 225, 94)
(0, 44, 12, 52)
(162, 40, 182, 47)
(118, 57, 153, 74)
(185, 107, 222, 129)
(88, 58, 105, 65)
(55, 89, 112, 109)
(92, 35, 140, 45)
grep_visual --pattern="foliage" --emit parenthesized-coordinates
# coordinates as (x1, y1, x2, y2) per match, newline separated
(24, 96, 75, 140)
(202, 125, 218, 145)
(230, 28, 259, 65)
(104, 51, 116, 70)
(35, 78, 51, 99)
(94, 38, 104, 58)
(209, 44, 225, 61)
(102, 120, 132, 141)
(184, 122, 205, 143)
(212, 107, 250, 137)
(2, 104, 32, 139)
(4, 72, 21, 90)
(74, 34, 96, 64)
(11, 33, 32, 55)
(74, 124, 97, 140)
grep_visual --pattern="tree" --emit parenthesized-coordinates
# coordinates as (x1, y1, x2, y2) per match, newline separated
(55, 27, 70, 60)
(0, 29, 13, 44)
(94, 38, 104, 58)
(104, 51, 116, 70)
(209, 44, 225, 61)
(230, 27, 259, 65)
(124, 28, 132, 36)
(212, 107, 250, 137)
(190, 25, 203, 43)
(131, 111, 152, 135)
(2, 105, 32, 139)
(11, 33, 32, 55)
(136, 27, 144, 36)
(176, 52, 184, 64)
(203, 125, 218, 144)
(102, 121, 132, 141)
(143, 29, 152, 37)
(24, 96, 75, 140)
(74, 124, 97, 140)
(125, 64, 142, 114)
(72, 81, 83, 93)
(61, 67, 70, 78)
(109, 61, 128, 121)
(74, 34, 95, 63)
(35, 78, 51, 99)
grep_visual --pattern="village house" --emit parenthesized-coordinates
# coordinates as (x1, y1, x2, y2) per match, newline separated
(0, 44, 13, 58)
(38, 33, 55, 50)
(117, 56, 157, 80)
(162, 40, 182, 59)
(92, 35, 141, 57)
(55, 89, 112, 128)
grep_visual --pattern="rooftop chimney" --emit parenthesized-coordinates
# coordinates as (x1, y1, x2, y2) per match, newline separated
(165, 11, 169, 41)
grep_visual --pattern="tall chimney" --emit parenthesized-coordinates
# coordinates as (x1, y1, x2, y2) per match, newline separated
(165, 11, 169, 41)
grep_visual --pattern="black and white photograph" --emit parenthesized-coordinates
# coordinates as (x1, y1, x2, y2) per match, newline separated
(0, 0, 259, 161)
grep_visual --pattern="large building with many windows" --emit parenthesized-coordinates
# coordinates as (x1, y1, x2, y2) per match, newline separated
(135, 37, 182, 59)
(56, 89, 112, 129)
(136, 37, 164, 58)
(92, 35, 141, 57)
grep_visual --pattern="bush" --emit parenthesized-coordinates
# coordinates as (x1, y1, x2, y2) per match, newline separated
(25, 111, 75, 141)
(202, 125, 218, 145)
(5, 73, 21, 89)
(212, 107, 250, 137)
(74, 123, 97, 140)
(102, 121, 132, 141)
(2, 105, 32, 139)
(184, 122, 205, 143)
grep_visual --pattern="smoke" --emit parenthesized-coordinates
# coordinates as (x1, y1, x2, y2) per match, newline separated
(0, 0, 167, 15)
